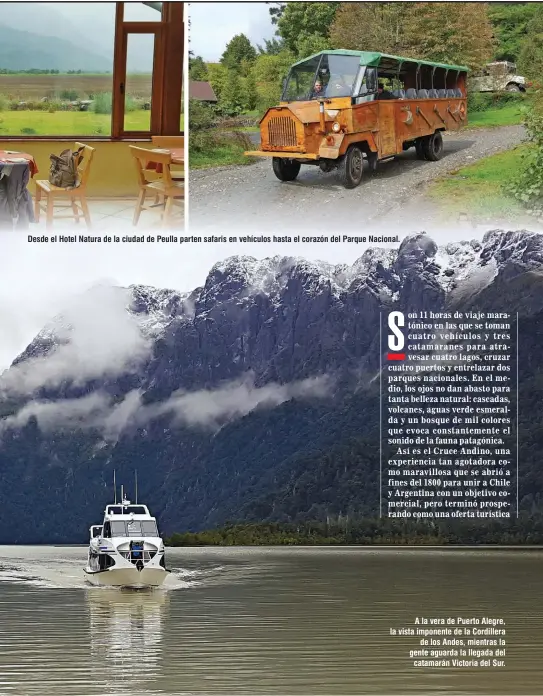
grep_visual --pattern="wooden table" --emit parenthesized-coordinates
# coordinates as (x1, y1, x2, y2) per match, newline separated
(168, 148, 183, 165)
(148, 148, 184, 173)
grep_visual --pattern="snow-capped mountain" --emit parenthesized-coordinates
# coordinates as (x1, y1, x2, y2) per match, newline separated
(11, 229, 543, 386)
(0, 230, 542, 543)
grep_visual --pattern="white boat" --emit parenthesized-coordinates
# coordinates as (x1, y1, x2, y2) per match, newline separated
(84, 489, 170, 589)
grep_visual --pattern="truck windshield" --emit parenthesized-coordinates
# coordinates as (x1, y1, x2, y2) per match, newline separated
(283, 54, 361, 101)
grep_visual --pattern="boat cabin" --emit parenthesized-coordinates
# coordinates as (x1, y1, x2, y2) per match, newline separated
(97, 499, 160, 539)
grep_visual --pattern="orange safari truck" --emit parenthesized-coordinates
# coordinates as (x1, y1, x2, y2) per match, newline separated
(245, 50, 468, 188)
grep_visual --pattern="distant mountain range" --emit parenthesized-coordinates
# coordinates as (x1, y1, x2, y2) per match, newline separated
(0, 230, 542, 543)
(0, 2, 156, 72)
(0, 25, 112, 72)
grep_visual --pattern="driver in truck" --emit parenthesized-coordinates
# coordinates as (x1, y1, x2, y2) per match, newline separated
(312, 78, 325, 99)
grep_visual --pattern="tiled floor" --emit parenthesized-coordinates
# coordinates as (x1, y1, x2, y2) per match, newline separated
(31, 198, 183, 231)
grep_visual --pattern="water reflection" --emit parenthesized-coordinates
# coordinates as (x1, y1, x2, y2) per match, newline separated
(87, 588, 169, 694)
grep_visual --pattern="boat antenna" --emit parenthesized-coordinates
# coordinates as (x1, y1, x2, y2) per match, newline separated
(121, 484, 124, 504)
(113, 470, 117, 504)
(135, 470, 138, 504)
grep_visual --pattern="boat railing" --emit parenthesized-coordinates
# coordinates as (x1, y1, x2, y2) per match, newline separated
(120, 550, 155, 564)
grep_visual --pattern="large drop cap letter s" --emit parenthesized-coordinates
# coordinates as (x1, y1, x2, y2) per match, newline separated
(388, 312, 405, 351)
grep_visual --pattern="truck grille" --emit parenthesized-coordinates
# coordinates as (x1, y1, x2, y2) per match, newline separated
(268, 116, 297, 147)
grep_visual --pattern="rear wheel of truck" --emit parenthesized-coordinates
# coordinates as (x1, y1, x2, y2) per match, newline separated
(272, 158, 301, 182)
(423, 131, 444, 161)
(338, 145, 364, 189)
(506, 83, 520, 92)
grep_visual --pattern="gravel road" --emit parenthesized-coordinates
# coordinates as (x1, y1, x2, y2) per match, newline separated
(190, 125, 525, 234)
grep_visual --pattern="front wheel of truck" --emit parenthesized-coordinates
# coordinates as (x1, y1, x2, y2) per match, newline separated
(272, 158, 301, 182)
(338, 145, 364, 189)
(423, 131, 444, 161)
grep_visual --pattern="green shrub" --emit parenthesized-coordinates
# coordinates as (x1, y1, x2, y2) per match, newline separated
(190, 128, 252, 154)
(508, 91, 543, 204)
(24, 100, 49, 111)
(125, 96, 139, 112)
(92, 92, 112, 114)
(59, 89, 79, 101)
(189, 98, 217, 131)
(0, 94, 7, 112)
(20, 127, 37, 135)
(468, 90, 526, 113)
(256, 83, 282, 116)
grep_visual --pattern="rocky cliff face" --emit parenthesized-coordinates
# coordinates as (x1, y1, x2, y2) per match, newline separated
(1, 230, 542, 542)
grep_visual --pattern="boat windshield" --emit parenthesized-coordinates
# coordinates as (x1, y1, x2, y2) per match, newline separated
(107, 505, 147, 515)
(108, 520, 159, 537)
(282, 53, 361, 101)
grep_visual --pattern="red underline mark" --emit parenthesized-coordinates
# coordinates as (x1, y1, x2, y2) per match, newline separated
(387, 353, 406, 361)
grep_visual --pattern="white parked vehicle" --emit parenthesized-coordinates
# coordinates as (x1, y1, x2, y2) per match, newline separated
(84, 490, 169, 589)
(470, 61, 528, 93)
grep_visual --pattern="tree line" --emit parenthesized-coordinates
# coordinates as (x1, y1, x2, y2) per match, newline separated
(0, 69, 90, 75)
(166, 517, 543, 546)
(189, 2, 543, 119)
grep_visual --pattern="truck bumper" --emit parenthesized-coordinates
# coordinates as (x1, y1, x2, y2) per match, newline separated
(244, 150, 319, 160)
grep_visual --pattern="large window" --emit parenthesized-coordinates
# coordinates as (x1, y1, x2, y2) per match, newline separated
(0, 2, 183, 139)
(283, 54, 362, 101)
(110, 520, 159, 537)
(0, 2, 115, 137)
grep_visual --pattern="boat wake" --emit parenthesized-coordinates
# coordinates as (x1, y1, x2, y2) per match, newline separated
(0, 551, 227, 592)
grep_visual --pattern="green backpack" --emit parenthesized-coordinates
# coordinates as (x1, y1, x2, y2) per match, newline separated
(48, 146, 84, 188)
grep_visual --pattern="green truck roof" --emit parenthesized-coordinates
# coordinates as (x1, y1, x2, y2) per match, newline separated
(292, 49, 469, 73)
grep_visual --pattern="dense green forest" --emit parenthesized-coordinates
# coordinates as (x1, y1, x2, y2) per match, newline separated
(166, 517, 543, 546)
(190, 1, 542, 118)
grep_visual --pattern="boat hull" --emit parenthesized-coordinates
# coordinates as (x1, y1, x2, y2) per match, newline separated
(84, 566, 169, 589)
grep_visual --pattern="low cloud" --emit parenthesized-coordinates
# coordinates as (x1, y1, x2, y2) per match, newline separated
(146, 373, 332, 429)
(0, 374, 333, 439)
(0, 285, 151, 397)
(1, 393, 110, 433)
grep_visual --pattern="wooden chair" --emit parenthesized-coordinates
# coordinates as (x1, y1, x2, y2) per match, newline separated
(130, 146, 183, 228)
(34, 142, 95, 229)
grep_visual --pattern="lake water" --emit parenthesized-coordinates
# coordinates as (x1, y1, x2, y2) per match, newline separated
(0, 546, 541, 695)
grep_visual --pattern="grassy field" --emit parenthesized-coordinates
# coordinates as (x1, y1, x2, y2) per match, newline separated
(190, 141, 255, 169)
(0, 110, 153, 136)
(468, 103, 525, 128)
(427, 145, 532, 221)
(0, 73, 179, 135)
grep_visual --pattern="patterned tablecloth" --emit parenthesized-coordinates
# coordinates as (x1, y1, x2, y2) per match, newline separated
(0, 151, 37, 227)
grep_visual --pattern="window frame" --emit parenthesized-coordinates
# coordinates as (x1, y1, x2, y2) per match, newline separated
(0, 1, 183, 142)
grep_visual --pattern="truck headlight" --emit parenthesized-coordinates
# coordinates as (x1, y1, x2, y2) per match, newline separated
(332, 122, 341, 133)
